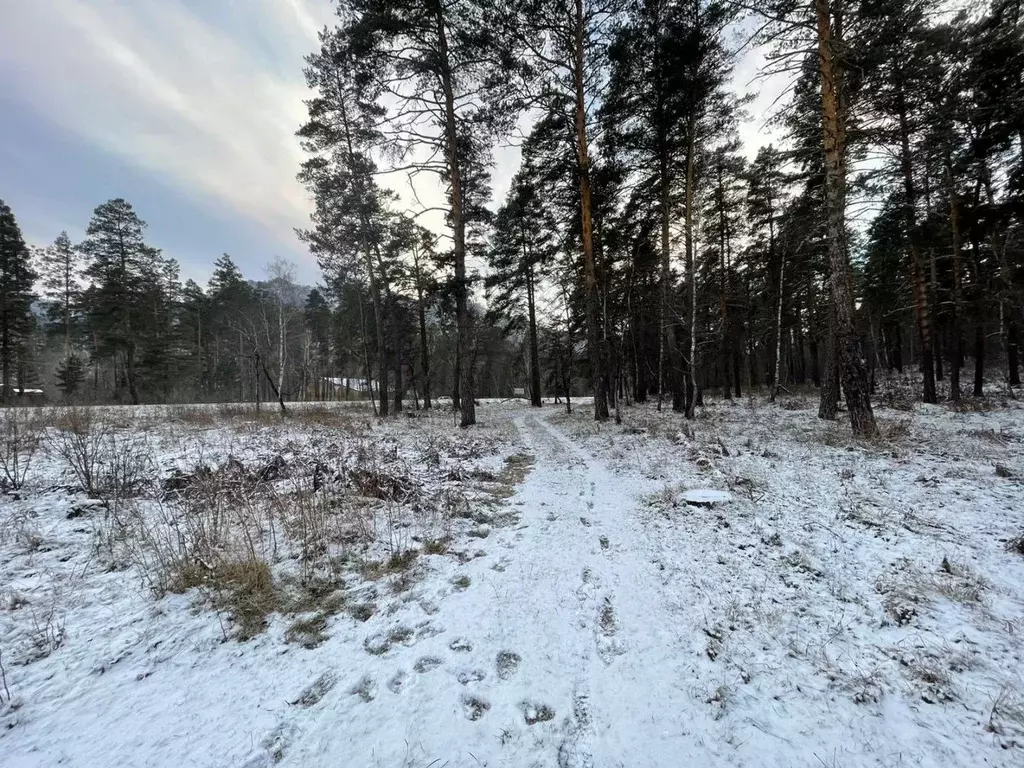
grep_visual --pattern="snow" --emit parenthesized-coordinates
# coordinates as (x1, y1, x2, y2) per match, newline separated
(2, 396, 1024, 767)
(681, 489, 732, 505)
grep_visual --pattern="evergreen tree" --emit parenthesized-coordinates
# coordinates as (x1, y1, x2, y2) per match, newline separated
(80, 198, 161, 404)
(298, 27, 393, 416)
(207, 254, 252, 401)
(39, 231, 81, 354)
(0, 199, 38, 400)
(331, 0, 523, 426)
(55, 353, 85, 399)
(487, 171, 557, 407)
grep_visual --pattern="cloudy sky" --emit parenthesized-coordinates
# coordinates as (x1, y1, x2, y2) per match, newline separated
(0, 0, 785, 286)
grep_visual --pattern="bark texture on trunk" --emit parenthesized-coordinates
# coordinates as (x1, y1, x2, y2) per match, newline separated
(526, 262, 543, 407)
(896, 83, 936, 404)
(436, 6, 475, 427)
(412, 245, 432, 410)
(573, 0, 609, 421)
(815, 0, 877, 436)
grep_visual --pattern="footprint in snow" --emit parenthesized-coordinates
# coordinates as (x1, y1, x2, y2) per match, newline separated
(290, 671, 337, 707)
(557, 690, 595, 768)
(457, 668, 487, 685)
(521, 701, 556, 725)
(462, 694, 491, 721)
(414, 656, 443, 673)
(350, 674, 377, 703)
(387, 669, 410, 694)
(449, 637, 473, 652)
(599, 536, 609, 551)
(496, 650, 522, 680)
(595, 596, 628, 663)
(242, 721, 298, 767)
(598, 597, 617, 636)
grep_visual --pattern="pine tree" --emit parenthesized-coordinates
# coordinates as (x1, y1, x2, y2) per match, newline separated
(39, 231, 81, 354)
(487, 172, 557, 407)
(331, 0, 522, 427)
(80, 198, 161, 404)
(298, 27, 393, 417)
(55, 353, 85, 399)
(747, 146, 790, 399)
(0, 200, 37, 401)
(207, 254, 252, 401)
(504, 0, 624, 421)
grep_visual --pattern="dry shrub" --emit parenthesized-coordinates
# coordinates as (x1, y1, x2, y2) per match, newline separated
(876, 556, 986, 627)
(1007, 534, 1024, 556)
(46, 407, 109, 495)
(273, 478, 361, 586)
(988, 688, 1024, 745)
(1, 409, 41, 490)
(215, 403, 256, 420)
(212, 559, 277, 640)
(167, 406, 217, 427)
(349, 467, 415, 501)
(287, 404, 366, 431)
(779, 397, 811, 411)
(950, 397, 1003, 413)
(880, 416, 913, 442)
(107, 490, 279, 639)
(876, 376, 919, 411)
(47, 409, 155, 519)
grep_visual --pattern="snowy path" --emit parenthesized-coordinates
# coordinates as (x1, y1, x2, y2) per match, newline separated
(279, 409, 714, 768)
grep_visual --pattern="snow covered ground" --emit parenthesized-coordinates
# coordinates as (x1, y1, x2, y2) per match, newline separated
(1, 395, 1023, 767)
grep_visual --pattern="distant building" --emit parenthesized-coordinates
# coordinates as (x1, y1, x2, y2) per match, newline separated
(324, 377, 378, 398)
(0, 385, 46, 403)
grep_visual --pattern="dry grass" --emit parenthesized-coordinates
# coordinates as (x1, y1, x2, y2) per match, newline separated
(876, 556, 987, 628)
(5, 398, 522, 647)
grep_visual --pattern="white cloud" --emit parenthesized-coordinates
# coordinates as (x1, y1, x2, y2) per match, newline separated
(0, 0, 334, 272)
(0, 0, 792, 287)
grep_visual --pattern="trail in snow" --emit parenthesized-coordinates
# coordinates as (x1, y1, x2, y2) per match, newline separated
(280, 410, 714, 768)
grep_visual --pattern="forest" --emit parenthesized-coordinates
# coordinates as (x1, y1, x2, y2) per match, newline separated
(3, 2, 1024, 765)
(1, 0, 1022, 431)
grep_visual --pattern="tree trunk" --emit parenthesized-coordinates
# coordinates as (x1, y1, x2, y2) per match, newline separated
(818, 306, 840, 420)
(1009, 320, 1021, 388)
(945, 160, 963, 401)
(436, 7, 475, 427)
(815, 0, 876, 436)
(659, 149, 684, 412)
(895, 82, 936, 404)
(974, 323, 985, 397)
(717, 157, 732, 401)
(338, 88, 388, 417)
(572, 0, 608, 422)
(684, 128, 698, 419)
(526, 262, 543, 407)
(771, 252, 785, 402)
(356, 283, 378, 416)
(412, 244, 432, 409)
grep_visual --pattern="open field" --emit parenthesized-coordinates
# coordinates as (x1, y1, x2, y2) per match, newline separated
(1, 396, 1023, 767)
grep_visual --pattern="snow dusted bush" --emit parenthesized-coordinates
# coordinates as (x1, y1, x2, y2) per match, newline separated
(45, 407, 110, 495)
(0, 409, 41, 491)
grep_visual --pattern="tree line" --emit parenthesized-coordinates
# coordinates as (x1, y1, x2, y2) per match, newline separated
(3, 1, 1021, 429)
(0, 196, 527, 409)
(298, 0, 1023, 434)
